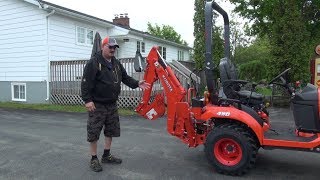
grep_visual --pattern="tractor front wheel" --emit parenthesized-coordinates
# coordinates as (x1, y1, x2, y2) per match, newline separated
(205, 123, 258, 175)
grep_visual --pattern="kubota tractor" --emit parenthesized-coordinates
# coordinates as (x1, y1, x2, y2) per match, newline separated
(135, 0, 320, 176)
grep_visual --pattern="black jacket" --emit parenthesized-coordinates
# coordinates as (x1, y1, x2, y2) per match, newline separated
(81, 52, 139, 104)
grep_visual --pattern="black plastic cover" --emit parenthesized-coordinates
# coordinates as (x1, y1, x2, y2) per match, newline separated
(292, 83, 320, 132)
(134, 50, 146, 72)
(192, 97, 205, 108)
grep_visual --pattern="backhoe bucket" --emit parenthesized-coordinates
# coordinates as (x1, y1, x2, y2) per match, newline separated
(135, 93, 166, 120)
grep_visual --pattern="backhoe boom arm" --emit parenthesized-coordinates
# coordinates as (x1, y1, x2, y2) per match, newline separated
(136, 47, 188, 135)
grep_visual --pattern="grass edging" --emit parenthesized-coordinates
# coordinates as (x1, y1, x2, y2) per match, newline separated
(0, 102, 136, 116)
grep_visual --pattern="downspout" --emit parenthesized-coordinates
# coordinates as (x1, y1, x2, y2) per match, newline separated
(45, 9, 55, 101)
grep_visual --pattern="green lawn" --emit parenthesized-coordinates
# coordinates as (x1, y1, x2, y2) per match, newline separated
(256, 86, 273, 96)
(0, 102, 136, 116)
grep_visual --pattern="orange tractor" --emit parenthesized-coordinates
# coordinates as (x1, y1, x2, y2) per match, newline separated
(135, 0, 320, 176)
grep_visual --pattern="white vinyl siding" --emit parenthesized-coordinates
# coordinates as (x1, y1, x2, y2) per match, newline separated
(0, 0, 192, 104)
(48, 14, 107, 60)
(0, 0, 47, 81)
(0, 0, 191, 83)
(11, 82, 26, 101)
(118, 38, 190, 62)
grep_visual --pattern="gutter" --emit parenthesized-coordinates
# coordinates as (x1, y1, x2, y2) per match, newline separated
(129, 30, 192, 50)
(45, 9, 55, 101)
(40, 1, 114, 28)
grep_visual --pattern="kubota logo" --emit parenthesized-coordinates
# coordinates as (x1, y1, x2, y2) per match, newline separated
(217, 112, 230, 116)
(162, 75, 173, 92)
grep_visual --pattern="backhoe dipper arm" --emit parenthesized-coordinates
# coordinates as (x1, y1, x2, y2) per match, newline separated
(136, 46, 187, 134)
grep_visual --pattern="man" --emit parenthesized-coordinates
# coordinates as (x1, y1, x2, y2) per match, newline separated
(81, 36, 150, 172)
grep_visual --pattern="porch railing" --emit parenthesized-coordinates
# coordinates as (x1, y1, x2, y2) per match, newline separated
(50, 58, 197, 109)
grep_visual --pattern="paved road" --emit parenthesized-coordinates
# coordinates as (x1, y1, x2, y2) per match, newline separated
(0, 107, 319, 180)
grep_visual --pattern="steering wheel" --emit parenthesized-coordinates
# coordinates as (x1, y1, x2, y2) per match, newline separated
(268, 68, 291, 86)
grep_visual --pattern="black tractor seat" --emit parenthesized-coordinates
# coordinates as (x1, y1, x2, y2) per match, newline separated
(219, 57, 264, 106)
(237, 90, 264, 100)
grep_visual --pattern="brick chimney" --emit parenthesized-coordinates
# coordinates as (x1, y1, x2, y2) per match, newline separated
(113, 13, 130, 28)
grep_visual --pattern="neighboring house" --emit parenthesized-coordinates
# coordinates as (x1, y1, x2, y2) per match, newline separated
(0, 0, 192, 104)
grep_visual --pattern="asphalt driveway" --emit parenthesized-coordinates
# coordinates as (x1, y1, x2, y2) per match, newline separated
(0, 107, 319, 180)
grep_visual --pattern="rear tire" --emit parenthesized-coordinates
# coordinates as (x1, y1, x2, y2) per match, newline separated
(205, 123, 258, 175)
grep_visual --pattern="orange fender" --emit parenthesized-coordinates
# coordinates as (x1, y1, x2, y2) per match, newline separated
(201, 105, 264, 144)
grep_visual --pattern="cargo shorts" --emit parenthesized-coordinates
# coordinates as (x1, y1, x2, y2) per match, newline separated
(87, 102, 120, 142)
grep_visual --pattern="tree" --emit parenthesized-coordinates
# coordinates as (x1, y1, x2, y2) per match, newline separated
(229, 17, 254, 63)
(236, 36, 271, 82)
(193, 0, 206, 69)
(235, 36, 271, 65)
(193, 0, 224, 70)
(229, 0, 319, 37)
(147, 22, 188, 45)
(267, 0, 310, 81)
(229, 0, 320, 82)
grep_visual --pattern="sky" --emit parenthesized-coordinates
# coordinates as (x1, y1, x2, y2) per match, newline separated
(45, 0, 235, 46)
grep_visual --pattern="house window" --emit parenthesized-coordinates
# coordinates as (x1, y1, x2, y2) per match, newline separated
(178, 50, 184, 60)
(162, 47, 167, 60)
(137, 41, 141, 52)
(76, 26, 94, 45)
(159, 46, 162, 56)
(141, 42, 145, 53)
(11, 83, 26, 101)
(137, 41, 145, 53)
(158, 46, 167, 60)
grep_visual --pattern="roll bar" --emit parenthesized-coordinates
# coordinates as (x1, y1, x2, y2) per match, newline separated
(204, 0, 231, 104)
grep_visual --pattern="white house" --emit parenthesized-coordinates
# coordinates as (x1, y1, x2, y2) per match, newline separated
(0, 0, 192, 104)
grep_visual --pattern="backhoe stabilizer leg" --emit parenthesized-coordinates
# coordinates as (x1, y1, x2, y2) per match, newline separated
(175, 102, 197, 147)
